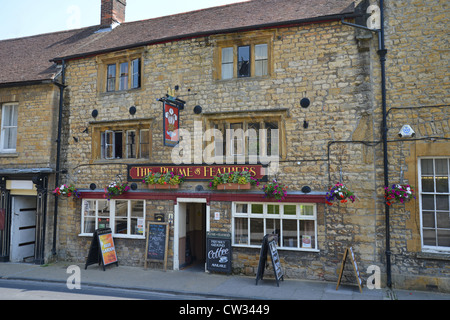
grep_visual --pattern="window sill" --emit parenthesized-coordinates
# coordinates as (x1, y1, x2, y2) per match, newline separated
(93, 158, 150, 164)
(416, 251, 450, 261)
(232, 244, 319, 253)
(216, 75, 271, 83)
(99, 87, 142, 96)
(78, 233, 145, 240)
(0, 152, 18, 158)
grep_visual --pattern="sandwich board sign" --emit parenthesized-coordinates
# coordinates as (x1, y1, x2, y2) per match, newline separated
(85, 228, 118, 271)
(255, 234, 284, 287)
(336, 246, 363, 293)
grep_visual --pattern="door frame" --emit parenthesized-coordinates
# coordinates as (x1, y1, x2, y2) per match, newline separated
(173, 198, 209, 270)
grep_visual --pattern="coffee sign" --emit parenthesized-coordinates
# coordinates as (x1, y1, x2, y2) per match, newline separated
(206, 232, 232, 274)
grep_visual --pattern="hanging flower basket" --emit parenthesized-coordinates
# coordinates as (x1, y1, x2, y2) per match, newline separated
(142, 170, 185, 189)
(208, 170, 259, 190)
(104, 182, 130, 200)
(53, 184, 80, 198)
(262, 179, 287, 201)
(325, 182, 355, 205)
(384, 184, 415, 206)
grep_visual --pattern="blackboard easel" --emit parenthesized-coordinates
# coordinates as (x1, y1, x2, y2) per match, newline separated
(255, 234, 284, 287)
(336, 246, 363, 293)
(144, 222, 169, 271)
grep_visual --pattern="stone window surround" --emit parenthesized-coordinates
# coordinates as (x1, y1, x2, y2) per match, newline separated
(89, 117, 153, 163)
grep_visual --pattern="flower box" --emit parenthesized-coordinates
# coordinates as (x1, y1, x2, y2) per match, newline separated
(146, 184, 180, 190)
(216, 182, 251, 190)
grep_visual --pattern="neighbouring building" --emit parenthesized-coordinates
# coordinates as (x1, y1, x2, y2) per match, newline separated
(0, 0, 448, 293)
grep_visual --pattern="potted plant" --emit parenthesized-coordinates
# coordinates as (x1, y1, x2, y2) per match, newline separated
(384, 184, 415, 206)
(208, 170, 259, 190)
(325, 182, 355, 205)
(262, 179, 287, 201)
(53, 184, 80, 198)
(143, 170, 185, 189)
(104, 181, 130, 200)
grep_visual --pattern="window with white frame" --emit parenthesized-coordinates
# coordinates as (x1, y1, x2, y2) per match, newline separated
(232, 202, 317, 250)
(1, 103, 18, 152)
(419, 158, 450, 251)
(81, 199, 146, 238)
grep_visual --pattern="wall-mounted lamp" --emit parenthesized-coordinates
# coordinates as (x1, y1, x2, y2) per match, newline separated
(89, 183, 96, 190)
(91, 110, 98, 118)
(130, 183, 138, 190)
(303, 120, 309, 129)
(129, 106, 136, 115)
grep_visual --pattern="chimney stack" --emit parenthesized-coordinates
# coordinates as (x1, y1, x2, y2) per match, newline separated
(101, 0, 126, 27)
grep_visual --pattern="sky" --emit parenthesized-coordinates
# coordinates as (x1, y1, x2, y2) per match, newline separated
(0, 0, 248, 40)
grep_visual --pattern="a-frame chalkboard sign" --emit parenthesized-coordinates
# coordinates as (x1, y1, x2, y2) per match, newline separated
(85, 228, 119, 271)
(144, 222, 169, 271)
(336, 246, 363, 293)
(255, 234, 284, 287)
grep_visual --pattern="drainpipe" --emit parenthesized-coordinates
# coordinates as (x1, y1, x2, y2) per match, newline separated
(52, 59, 66, 256)
(342, 0, 391, 288)
(378, 0, 392, 289)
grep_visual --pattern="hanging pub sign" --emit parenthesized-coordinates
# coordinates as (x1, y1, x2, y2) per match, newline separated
(163, 100, 180, 147)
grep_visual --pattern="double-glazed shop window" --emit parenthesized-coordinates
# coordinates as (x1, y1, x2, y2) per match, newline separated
(420, 158, 450, 251)
(0, 102, 18, 153)
(106, 58, 141, 92)
(221, 43, 268, 80)
(232, 202, 317, 251)
(81, 199, 146, 238)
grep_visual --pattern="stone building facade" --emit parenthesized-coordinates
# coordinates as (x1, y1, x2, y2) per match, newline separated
(1, 0, 448, 293)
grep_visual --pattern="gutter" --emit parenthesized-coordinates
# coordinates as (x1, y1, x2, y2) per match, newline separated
(51, 59, 66, 256)
(50, 12, 361, 63)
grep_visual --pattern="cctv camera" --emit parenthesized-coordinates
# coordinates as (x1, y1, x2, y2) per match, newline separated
(398, 125, 415, 138)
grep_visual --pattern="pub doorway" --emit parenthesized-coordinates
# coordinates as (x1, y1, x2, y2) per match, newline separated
(174, 199, 208, 271)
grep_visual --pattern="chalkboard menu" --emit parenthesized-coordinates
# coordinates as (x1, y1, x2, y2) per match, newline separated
(145, 222, 169, 270)
(206, 232, 232, 274)
(85, 228, 118, 271)
(256, 234, 284, 287)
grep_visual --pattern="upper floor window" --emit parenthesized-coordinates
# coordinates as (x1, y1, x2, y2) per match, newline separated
(216, 35, 272, 80)
(0, 103, 18, 152)
(106, 58, 141, 92)
(98, 49, 143, 94)
(203, 110, 287, 164)
(90, 119, 152, 161)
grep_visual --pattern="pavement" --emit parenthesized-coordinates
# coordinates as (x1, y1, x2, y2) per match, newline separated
(0, 261, 449, 300)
